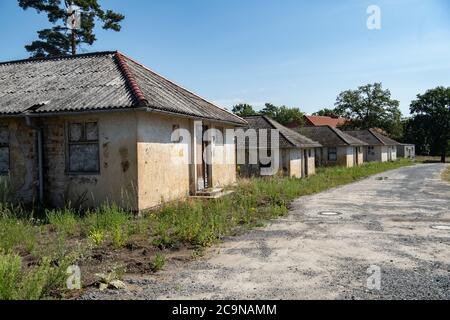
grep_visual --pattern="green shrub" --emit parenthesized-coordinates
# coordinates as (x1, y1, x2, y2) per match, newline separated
(0, 252, 75, 300)
(47, 208, 79, 236)
(112, 226, 129, 249)
(150, 253, 165, 272)
(81, 204, 130, 236)
(89, 229, 106, 247)
(0, 217, 38, 253)
(0, 252, 21, 299)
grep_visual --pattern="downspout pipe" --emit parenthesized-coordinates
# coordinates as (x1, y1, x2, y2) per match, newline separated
(25, 116, 44, 205)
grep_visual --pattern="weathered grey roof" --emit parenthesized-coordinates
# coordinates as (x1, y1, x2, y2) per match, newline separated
(242, 116, 322, 149)
(299, 126, 368, 147)
(346, 129, 401, 146)
(0, 51, 246, 125)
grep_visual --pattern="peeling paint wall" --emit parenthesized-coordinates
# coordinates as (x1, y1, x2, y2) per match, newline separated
(0, 119, 37, 204)
(3, 111, 240, 211)
(211, 124, 237, 188)
(316, 146, 355, 168)
(136, 112, 191, 211)
(306, 149, 316, 175)
(288, 149, 302, 178)
(42, 113, 138, 210)
(136, 114, 238, 211)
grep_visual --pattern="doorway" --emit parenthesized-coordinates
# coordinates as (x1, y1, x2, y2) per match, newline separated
(302, 149, 309, 177)
(196, 124, 212, 191)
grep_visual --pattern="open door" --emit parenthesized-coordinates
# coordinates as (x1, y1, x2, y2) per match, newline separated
(196, 124, 212, 191)
(303, 149, 309, 177)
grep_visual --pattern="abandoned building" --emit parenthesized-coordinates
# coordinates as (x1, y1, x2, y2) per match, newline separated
(345, 129, 401, 163)
(238, 116, 322, 178)
(0, 51, 247, 211)
(397, 144, 416, 160)
(299, 126, 367, 167)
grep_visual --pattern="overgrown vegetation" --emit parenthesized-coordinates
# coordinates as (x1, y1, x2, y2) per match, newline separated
(0, 159, 413, 299)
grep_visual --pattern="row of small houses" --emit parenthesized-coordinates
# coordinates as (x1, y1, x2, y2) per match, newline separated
(0, 51, 415, 212)
(239, 116, 415, 179)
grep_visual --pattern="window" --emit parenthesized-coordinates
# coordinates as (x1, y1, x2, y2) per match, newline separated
(328, 147, 337, 161)
(0, 126, 9, 175)
(67, 122, 99, 174)
(368, 146, 375, 156)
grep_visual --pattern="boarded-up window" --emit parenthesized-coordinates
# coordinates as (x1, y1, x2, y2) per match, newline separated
(67, 122, 99, 174)
(0, 126, 9, 175)
(328, 147, 337, 161)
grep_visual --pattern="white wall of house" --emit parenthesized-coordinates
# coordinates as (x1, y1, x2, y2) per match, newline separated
(365, 145, 397, 163)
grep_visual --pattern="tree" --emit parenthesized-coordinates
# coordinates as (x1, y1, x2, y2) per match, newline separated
(232, 104, 258, 117)
(18, 0, 125, 57)
(410, 87, 450, 163)
(261, 103, 304, 126)
(313, 108, 343, 118)
(334, 83, 403, 139)
(402, 116, 432, 156)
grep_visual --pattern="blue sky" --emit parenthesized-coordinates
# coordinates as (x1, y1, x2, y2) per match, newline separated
(0, 0, 449, 116)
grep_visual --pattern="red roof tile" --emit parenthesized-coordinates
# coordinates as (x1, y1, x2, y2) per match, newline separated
(304, 116, 348, 128)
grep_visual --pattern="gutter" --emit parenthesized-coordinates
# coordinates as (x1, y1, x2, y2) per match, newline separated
(24, 116, 44, 205)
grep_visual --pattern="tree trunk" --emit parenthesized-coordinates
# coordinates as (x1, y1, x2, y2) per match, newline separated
(71, 29, 76, 55)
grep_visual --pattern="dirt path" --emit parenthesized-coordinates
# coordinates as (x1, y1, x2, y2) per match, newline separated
(85, 164, 450, 300)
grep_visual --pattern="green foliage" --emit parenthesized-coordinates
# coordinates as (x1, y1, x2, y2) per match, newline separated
(88, 229, 105, 246)
(410, 86, 450, 163)
(0, 252, 21, 299)
(0, 251, 75, 300)
(111, 226, 129, 249)
(0, 216, 38, 253)
(46, 208, 79, 237)
(334, 83, 403, 139)
(261, 103, 304, 126)
(18, 0, 125, 57)
(150, 253, 166, 272)
(81, 204, 130, 236)
(232, 104, 258, 117)
(313, 108, 343, 118)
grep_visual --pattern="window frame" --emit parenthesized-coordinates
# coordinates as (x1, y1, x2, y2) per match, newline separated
(0, 126, 10, 176)
(65, 121, 100, 176)
(328, 147, 337, 161)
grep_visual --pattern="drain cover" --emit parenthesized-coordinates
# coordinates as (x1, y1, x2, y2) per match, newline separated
(319, 211, 342, 216)
(431, 225, 450, 231)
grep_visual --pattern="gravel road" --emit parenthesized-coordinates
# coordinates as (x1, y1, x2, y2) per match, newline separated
(85, 163, 450, 300)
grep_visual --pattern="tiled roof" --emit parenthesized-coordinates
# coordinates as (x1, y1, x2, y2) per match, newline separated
(299, 126, 368, 147)
(243, 116, 322, 149)
(304, 115, 348, 128)
(346, 129, 401, 146)
(0, 51, 246, 125)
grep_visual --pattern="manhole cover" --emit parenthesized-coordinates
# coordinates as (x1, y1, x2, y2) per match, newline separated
(431, 225, 450, 231)
(319, 211, 342, 216)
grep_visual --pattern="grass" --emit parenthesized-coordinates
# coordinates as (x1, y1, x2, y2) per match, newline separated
(0, 159, 413, 299)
